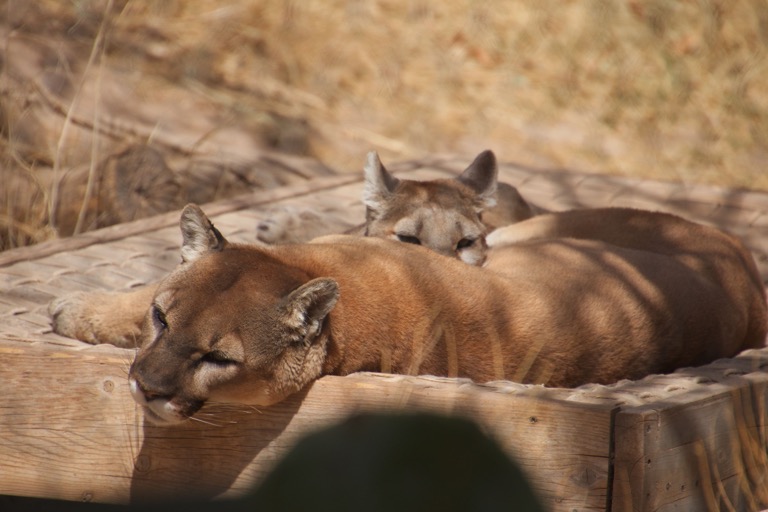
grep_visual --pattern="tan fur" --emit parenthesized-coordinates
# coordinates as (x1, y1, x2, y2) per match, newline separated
(49, 286, 156, 348)
(483, 182, 545, 230)
(51, 204, 767, 425)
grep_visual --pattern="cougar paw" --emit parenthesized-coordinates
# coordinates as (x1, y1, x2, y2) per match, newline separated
(256, 216, 292, 244)
(49, 291, 141, 348)
(257, 207, 342, 245)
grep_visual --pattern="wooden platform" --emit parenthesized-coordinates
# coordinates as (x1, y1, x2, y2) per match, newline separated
(1, 157, 767, 511)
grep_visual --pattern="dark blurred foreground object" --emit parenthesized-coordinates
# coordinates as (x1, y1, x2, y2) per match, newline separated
(248, 412, 544, 511)
(2, 413, 543, 512)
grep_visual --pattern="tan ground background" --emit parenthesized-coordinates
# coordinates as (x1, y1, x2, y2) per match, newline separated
(2, 0, 767, 250)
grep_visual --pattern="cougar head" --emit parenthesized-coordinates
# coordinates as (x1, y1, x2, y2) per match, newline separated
(128, 205, 339, 425)
(363, 150, 498, 266)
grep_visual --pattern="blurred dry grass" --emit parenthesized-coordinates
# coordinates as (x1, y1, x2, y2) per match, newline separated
(2, 0, 768, 249)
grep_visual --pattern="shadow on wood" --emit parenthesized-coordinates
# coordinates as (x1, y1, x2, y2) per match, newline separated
(129, 393, 304, 502)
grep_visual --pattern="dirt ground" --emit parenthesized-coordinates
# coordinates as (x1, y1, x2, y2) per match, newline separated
(2, 0, 767, 250)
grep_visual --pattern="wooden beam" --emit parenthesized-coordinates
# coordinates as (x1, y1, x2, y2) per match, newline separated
(0, 340, 617, 510)
(611, 352, 768, 511)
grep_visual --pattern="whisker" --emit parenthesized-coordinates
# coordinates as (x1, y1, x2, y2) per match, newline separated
(196, 402, 260, 424)
(205, 402, 263, 415)
(189, 416, 224, 427)
(194, 411, 239, 425)
(116, 349, 137, 377)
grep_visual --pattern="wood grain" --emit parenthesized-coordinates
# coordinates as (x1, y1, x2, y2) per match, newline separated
(611, 361, 768, 512)
(0, 340, 617, 510)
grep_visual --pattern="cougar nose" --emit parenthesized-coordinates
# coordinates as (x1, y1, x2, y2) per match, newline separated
(129, 377, 169, 403)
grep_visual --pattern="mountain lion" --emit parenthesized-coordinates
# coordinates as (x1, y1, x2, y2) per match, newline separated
(362, 150, 542, 265)
(50, 204, 766, 425)
(257, 150, 543, 265)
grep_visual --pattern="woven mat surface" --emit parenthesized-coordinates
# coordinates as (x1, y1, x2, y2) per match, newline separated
(1, 159, 767, 355)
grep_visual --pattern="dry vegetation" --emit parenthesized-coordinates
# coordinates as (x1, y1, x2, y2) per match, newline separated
(1, 0, 767, 250)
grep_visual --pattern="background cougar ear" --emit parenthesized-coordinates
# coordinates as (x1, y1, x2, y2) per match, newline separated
(282, 278, 340, 342)
(362, 151, 401, 216)
(456, 150, 499, 211)
(179, 203, 228, 263)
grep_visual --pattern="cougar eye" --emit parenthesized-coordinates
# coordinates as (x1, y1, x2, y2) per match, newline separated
(456, 237, 476, 250)
(201, 351, 237, 366)
(396, 234, 421, 245)
(152, 304, 168, 331)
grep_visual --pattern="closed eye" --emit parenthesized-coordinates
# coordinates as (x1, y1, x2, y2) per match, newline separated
(456, 237, 476, 250)
(152, 304, 168, 331)
(396, 234, 421, 245)
(201, 351, 238, 366)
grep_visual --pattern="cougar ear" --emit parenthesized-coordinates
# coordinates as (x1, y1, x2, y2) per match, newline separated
(363, 151, 400, 213)
(457, 150, 498, 211)
(179, 204, 228, 263)
(281, 278, 340, 343)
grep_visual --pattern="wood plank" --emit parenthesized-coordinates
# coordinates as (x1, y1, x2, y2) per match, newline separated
(0, 173, 363, 269)
(0, 340, 617, 510)
(611, 359, 768, 512)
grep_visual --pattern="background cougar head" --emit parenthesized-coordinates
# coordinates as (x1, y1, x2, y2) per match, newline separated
(363, 150, 498, 266)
